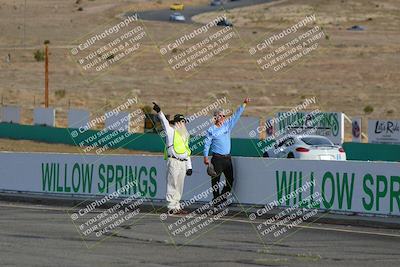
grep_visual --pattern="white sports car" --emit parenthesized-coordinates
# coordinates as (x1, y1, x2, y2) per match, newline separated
(169, 12, 186, 22)
(263, 135, 346, 160)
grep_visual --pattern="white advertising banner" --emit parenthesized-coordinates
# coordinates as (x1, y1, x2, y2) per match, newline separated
(368, 119, 400, 144)
(233, 157, 400, 216)
(265, 117, 274, 137)
(0, 152, 213, 203)
(275, 111, 345, 144)
(352, 117, 362, 143)
(0, 152, 399, 216)
(186, 116, 212, 136)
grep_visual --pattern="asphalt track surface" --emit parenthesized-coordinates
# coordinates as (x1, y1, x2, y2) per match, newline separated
(1, 201, 400, 266)
(129, 0, 274, 23)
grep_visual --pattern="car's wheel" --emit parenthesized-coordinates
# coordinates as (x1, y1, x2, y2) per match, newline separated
(287, 152, 294, 158)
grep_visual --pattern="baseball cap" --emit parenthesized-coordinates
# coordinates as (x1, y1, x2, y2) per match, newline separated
(172, 114, 186, 123)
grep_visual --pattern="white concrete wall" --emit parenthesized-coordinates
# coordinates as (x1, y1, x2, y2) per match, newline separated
(33, 107, 55, 126)
(0, 152, 399, 216)
(186, 116, 213, 136)
(232, 116, 260, 139)
(1, 106, 20, 123)
(68, 109, 90, 129)
(105, 111, 130, 132)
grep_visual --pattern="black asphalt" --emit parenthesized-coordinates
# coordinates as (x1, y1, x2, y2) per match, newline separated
(1, 201, 400, 266)
(127, 0, 275, 23)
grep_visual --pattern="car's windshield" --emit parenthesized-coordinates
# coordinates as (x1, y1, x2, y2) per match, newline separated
(301, 137, 333, 146)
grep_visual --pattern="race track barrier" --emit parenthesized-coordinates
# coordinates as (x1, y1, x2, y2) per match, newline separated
(343, 142, 400, 162)
(0, 152, 399, 216)
(0, 122, 263, 156)
(1, 122, 400, 161)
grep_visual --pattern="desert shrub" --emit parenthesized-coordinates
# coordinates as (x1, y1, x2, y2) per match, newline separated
(363, 105, 374, 114)
(55, 89, 66, 99)
(34, 49, 45, 61)
(142, 105, 152, 114)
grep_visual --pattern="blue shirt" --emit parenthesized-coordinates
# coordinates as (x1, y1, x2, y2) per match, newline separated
(203, 104, 245, 156)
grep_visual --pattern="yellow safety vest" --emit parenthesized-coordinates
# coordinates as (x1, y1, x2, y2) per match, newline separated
(164, 130, 191, 160)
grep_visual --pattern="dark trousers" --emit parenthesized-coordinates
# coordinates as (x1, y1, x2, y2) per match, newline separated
(211, 154, 234, 200)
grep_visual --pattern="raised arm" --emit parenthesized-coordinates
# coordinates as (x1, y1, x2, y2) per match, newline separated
(158, 111, 170, 131)
(226, 98, 250, 131)
(153, 102, 171, 132)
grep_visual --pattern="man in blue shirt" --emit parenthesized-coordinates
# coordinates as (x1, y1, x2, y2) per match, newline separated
(203, 98, 250, 203)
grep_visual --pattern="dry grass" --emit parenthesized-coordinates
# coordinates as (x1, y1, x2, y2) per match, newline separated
(0, 138, 160, 155)
(0, 0, 399, 147)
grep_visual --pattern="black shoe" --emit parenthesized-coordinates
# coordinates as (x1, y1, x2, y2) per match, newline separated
(169, 209, 188, 215)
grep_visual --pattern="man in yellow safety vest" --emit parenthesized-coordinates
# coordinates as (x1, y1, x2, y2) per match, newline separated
(153, 102, 192, 214)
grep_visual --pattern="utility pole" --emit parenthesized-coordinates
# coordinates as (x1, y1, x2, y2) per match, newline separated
(44, 40, 50, 108)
